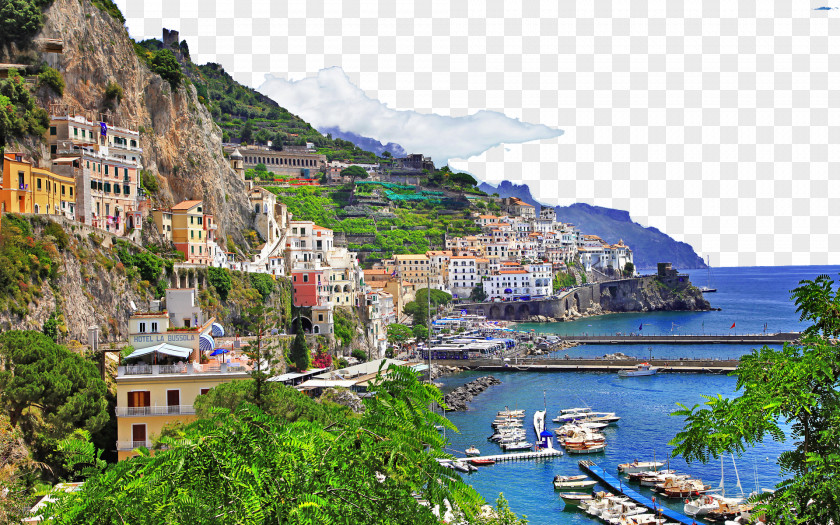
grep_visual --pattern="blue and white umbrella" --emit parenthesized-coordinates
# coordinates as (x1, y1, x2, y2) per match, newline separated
(211, 322, 225, 337)
(199, 334, 215, 353)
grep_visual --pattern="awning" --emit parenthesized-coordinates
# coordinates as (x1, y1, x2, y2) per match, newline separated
(123, 343, 191, 360)
(211, 322, 225, 337)
(199, 334, 215, 353)
(52, 156, 80, 163)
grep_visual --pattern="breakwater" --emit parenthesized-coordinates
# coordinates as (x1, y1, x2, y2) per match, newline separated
(443, 376, 502, 411)
(432, 357, 740, 373)
(557, 332, 800, 345)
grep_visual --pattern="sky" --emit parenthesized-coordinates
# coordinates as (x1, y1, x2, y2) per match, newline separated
(114, 0, 840, 267)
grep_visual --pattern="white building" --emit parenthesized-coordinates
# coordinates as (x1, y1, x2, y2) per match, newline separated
(447, 256, 479, 300)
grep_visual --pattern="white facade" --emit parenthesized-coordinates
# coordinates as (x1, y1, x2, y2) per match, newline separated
(447, 256, 479, 300)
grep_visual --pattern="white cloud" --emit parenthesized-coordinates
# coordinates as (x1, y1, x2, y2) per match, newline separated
(257, 67, 563, 167)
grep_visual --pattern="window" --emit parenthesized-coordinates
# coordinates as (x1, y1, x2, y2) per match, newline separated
(73, 127, 78, 137)
(50, 145, 57, 155)
(104, 182, 111, 193)
(151, 322, 158, 333)
(190, 216, 194, 225)
(90, 180, 97, 190)
(61, 185, 65, 196)
(124, 168, 128, 178)
(105, 204, 110, 216)
(198, 217, 203, 225)
(139, 322, 146, 333)
(114, 184, 120, 195)
(105, 165, 109, 176)
(303, 274, 309, 283)
(200, 388, 210, 396)
(49, 126, 56, 135)
(37, 179, 42, 190)
(191, 246, 194, 254)
(123, 185, 130, 195)
(190, 230, 194, 239)
(318, 314, 323, 321)
(127, 391, 150, 408)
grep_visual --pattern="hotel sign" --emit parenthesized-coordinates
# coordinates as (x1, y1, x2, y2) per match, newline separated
(130, 333, 197, 346)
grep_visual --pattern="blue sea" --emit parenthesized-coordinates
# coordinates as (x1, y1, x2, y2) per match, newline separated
(437, 265, 840, 524)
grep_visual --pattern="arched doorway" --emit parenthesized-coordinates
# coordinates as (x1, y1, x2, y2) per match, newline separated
(504, 305, 515, 320)
(517, 304, 530, 320)
(573, 293, 581, 312)
(489, 305, 501, 319)
(293, 316, 313, 333)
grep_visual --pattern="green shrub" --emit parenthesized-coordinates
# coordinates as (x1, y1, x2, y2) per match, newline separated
(208, 267, 232, 301)
(150, 49, 182, 89)
(351, 348, 368, 362)
(249, 273, 274, 300)
(90, 0, 125, 23)
(104, 81, 124, 105)
(0, 0, 44, 47)
(38, 66, 64, 96)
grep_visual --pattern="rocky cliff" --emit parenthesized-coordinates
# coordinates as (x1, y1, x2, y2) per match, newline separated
(34, 0, 252, 248)
(597, 275, 711, 313)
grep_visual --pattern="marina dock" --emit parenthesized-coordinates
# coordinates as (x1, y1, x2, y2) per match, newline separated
(577, 460, 697, 525)
(441, 449, 563, 463)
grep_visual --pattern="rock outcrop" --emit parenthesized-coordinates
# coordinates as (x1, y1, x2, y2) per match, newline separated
(35, 0, 252, 249)
(443, 376, 502, 411)
(598, 275, 711, 313)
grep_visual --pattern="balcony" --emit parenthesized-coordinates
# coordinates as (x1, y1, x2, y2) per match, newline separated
(116, 405, 196, 417)
(117, 440, 152, 451)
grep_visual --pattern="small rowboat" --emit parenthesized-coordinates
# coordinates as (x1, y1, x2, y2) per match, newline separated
(469, 458, 495, 466)
(465, 446, 480, 456)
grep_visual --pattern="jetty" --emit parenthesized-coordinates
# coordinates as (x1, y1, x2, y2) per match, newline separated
(577, 460, 696, 525)
(557, 332, 800, 345)
(433, 357, 740, 373)
(440, 449, 563, 464)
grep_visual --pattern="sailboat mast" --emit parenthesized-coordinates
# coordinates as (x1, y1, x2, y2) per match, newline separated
(719, 455, 725, 496)
(731, 454, 744, 497)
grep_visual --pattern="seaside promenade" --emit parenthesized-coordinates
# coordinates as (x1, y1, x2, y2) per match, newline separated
(554, 332, 800, 345)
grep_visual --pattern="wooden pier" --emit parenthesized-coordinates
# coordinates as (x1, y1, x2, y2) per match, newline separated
(578, 460, 697, 525)
(440, 448, 563, 464)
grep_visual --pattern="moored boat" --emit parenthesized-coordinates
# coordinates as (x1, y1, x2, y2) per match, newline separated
(618, 362, 660, 377)
(469, 458, 495, 466)
(685, 493, 745, 518)
(617, 460, 665, 474)
(553, 478, 598, 491)
(558, 492, 595, 508)
(465, 446, 480, 456)
(565, 442, 606, 454)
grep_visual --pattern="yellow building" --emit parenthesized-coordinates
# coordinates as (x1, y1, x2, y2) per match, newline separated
(168, 201, 216, 264)
(116, 288, 247, 460)
(1, 153, 76, 217)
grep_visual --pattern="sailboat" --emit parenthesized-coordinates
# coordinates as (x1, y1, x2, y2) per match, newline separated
(699, 255, 717, 293)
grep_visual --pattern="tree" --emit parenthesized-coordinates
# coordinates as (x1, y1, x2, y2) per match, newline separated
(0, 0, 42, 47)
(669, 274, 840, 523)
(240, 305, 282, 408)
(207, 267, 232, 301)
(44, 365, 498, 524)
(469, 285, 487, 302)
(342, 165, 368, 184)
(254, 162, 267, 173)
(412, 325, 428, 341)
(240, 120, 253, 143)
(150, 49, 183, 89)
(623, 262, 635, 276)
(449, 172, 478, 187)
(381, 150, 392, 158)
(43, 310, 60, 342)
(386, 323, 412, 347)
(403, 288, 452, 326)
(289, 318, 311, 372)
(351, 348, 368, 363)
(104, 81, 124, 107)
(0, 331, 108, 474)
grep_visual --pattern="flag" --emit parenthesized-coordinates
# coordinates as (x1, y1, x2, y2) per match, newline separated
(730, 322, 736, 329)
(100, 122, 107, 136)
(638, 323, 643, 331)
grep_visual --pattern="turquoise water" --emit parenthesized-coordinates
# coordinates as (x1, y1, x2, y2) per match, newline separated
(437, 266, 840, 523)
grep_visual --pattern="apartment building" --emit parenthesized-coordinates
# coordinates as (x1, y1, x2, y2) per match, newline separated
(47, 113, 141, 235)
(156, 200, 217, 265)
(393, 254, 433, 287)
(448, 256, 479, 300)
(1, 153, 75, 218)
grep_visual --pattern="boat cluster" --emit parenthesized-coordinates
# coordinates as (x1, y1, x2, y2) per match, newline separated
(553, 407, 619, 454)
(619, 460, 757, 524)
(559, 491, 671, 525)
(487, 408, 533, 451)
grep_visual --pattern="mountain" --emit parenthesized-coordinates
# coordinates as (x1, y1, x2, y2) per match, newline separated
(479, 181, 707, 270)
(318, 127, 407, 158)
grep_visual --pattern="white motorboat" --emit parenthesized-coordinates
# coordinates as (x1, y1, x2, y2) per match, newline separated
(465, 446, 480, 457)
(553, 475, 598, 491)
(617, 460, 665, 474)
(501, 441, 533, 451)
(640, 473, 689, 487)
(533, 409, 546, 436)
(618, 362, 660, 377)
(497, 408, 525, 417)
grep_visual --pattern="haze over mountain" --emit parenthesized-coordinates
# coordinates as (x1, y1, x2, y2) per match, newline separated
(479, 181, 707, 270)
(318, 127, 406, 158)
